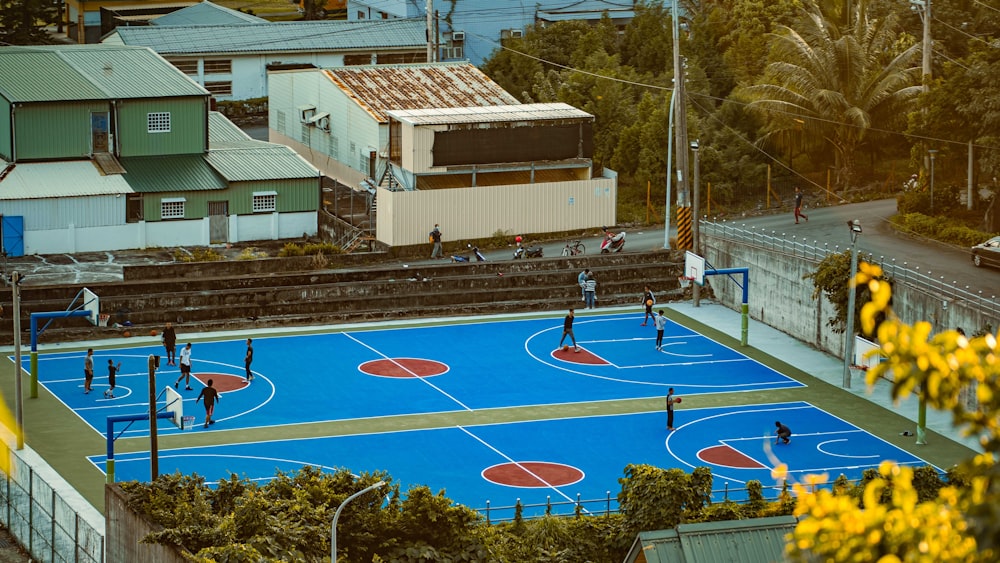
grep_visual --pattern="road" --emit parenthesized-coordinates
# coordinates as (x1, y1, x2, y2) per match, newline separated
(708, 198, 1000, 297)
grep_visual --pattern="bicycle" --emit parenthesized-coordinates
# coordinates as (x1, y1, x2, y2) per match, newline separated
(561, 240, 585, 256)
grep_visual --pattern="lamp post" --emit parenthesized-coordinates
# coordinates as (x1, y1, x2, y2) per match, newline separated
(690, 139, 701, 307)
(332, 480, 386, 563)
(8, 271, 24, 450)
(928, 149, 938, 213)
(842, 220, 862, 388)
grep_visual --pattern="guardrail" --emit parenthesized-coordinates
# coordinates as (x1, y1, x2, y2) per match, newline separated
(0, 455, 104, 562)
(700, 221, 1000, 319)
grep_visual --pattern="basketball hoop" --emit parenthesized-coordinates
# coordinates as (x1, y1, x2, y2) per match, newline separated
(678, 276, 693, 289)
(98, 314, 110, 327)
(181, 415, 196, 430)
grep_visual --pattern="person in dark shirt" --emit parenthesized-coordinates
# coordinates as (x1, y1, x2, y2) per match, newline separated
(775, 421, 792, 445)
(162, 322, 177, 366)
(104, 359, 121, 398)
(195, 379, 220, 429)
(558, 309, 581, 352)
(244, 338, 254, 382)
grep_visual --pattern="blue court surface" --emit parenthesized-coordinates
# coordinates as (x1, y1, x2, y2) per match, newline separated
(30, 313, 803, 438)
(88, 401, 933, 519)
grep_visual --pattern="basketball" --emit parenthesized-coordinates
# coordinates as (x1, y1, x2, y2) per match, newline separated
(562, 345, 570, 352)
(676, 397, 682, 403)
(150, 329, 158, 337)
(646, 299, 653, 307)
(122, 331, 131, 338)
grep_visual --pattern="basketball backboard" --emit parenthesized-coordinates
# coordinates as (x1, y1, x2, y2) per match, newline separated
(82, 287, 101, 326)
(164, 386, 186, 429)
(684, 251, 705, 286)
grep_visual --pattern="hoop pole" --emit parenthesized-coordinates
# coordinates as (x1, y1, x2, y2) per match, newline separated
(106, 411, 174, 484)
(701, 267, 750, 346)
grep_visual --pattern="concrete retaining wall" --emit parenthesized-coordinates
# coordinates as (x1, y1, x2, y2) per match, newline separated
(702, 233, 998, 360)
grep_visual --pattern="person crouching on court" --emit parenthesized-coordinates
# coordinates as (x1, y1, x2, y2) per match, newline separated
(775, 421, 792, 444)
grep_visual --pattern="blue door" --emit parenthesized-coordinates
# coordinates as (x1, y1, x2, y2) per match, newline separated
(1, 215, 24, 257)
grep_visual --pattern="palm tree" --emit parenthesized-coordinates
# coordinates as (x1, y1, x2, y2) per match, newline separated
(738, 0, 921, 190)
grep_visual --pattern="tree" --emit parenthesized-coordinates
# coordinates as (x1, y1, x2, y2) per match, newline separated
(787, 262, 1000, 561)
(0, 0, 57, 44)
(738, 0, 922, 190)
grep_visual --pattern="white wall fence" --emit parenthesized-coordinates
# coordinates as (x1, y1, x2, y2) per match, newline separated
(22, 213, 317, 255)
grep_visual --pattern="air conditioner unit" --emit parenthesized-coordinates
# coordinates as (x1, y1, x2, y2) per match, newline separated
(510, 29, 523, 38)
(452, 31, 465, 41)
(316, 116, 330, 132)
(297, 104, 316, 123)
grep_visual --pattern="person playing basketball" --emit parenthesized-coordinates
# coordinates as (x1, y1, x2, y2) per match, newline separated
(775, 421, 792, 444)
(558, 308, 581, 352)
(641, 286, 656, 325)
(196, 379, 220, 429)
(654, 310, 667, 350)
(666, 387, 679, 431)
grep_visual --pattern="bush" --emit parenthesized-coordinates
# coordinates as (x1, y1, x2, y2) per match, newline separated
(277, 242, 342, 257)
(890, 213, 997, 247)
(173, 248, 224, 262)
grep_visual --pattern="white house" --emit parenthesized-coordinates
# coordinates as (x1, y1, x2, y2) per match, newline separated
(102, 18, 427, 100)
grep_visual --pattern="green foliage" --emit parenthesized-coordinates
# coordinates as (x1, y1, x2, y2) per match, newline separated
(890, 213, 997, 247)
(214, 98, 268, 120)
(277, 242, 343, 257)
(804, 251, 890, 335)
(617, 464, 713, 537)
(0, 0, 58, 45)
(172, 248, 225, 262)
(237, 247, 269, 260)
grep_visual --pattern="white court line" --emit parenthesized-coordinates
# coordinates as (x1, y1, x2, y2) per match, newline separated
(458, 426, 586, 512)
(343, 332, 472, 412)
(816, 439, 881, 459)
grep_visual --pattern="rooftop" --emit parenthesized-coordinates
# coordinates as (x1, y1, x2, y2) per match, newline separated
(320, 62, 520, 123)
(108, 18, 426, 55)
(0, 161, 133, 200)
(151, 1, 267, 26)
(387, 103, 593, 126)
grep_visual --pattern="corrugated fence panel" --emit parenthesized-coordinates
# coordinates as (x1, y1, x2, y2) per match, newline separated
(3, 195, 124, 230)
(377, 179, 616, 246)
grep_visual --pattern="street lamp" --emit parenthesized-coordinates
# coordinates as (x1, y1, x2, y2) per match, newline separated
(928, 149, 938, 213)
(331, 480, 387, 562)
(842, 220, 862, 388)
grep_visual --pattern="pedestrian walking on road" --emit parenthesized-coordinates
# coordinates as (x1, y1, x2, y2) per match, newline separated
(794, 187, 808, 224)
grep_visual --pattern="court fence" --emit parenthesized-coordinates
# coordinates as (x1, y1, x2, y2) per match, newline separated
(0, 452, 104, 563)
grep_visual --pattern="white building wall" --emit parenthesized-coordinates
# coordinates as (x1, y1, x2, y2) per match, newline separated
(20, 213, 316, 255)
(268, 68, 383, 188)
(377, 178, 616, 246)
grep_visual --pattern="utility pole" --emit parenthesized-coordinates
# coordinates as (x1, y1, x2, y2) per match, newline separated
(425, 0, 435, 63)
(671, 0, 691, 250)
(10, 271, 24, 450)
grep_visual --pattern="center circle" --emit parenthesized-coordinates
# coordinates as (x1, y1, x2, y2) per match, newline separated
(359, 358, 449, 378)
(482, 462, 584, 487)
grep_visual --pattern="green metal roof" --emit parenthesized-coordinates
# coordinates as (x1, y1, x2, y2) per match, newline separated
(207, 111, 253, 143)
(120, 154, 227, 193)
(624, 516, 798, 563)
(0, 45, 208, 103)
(204, 146, 320, 182)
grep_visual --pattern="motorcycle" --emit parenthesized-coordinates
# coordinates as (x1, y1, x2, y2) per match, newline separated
(513, 242, 543, 259)
(452, 244, 487, 263)
(600, 230, 626, 253)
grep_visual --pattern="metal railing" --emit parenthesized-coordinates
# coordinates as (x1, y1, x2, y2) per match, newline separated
(701, 220, 1000, 319)
(0, 455, 103, 562)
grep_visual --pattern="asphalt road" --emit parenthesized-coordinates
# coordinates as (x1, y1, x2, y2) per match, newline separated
(708, 198, 1000, 298)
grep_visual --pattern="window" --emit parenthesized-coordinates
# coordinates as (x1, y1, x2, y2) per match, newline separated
(161, 198, 185, 219)
(148, 112, 171, 133)
(204, 81, 232, 96)
(441, 46, 464, 60)
(276, 110, 286, 133)
(167, 59, 198, 75)
(357, 10, 364, 19)
(126, 194, 144, 223)
(328, 135, 338, 159)
(350, 141, 356, 155)
(253, 192, 277, 213)
(203, 59, 232, 74)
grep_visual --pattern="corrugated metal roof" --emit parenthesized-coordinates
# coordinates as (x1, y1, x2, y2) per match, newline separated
(111, 18, 426, 55)
(204, 146, 320, 182)
(388, 103, 592, 126)
(207, 111, 253, 143)
(322, 62, 520, 123)
(624, 516, 798, 563)
(0, 161, 133, 200)
(152, 1, 267, 26)
(0, 45, 208, 102)
(120, 154, 228, 193)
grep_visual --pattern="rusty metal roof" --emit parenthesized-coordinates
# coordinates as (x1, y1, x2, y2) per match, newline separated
(387, 102, 592, 126)
(322, 62, 520, 123)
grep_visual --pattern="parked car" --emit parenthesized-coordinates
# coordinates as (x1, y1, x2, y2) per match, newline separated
(971, 235, 1000, 268)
